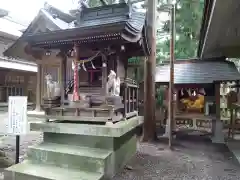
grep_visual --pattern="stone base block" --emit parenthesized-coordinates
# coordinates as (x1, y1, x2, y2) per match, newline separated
(211, 120, 225, 144)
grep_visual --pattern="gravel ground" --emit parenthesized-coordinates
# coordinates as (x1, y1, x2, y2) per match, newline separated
(113, 136, 240, 180)
(0, 112, 43, 165)
(0, 134, 240, 180)
(0, 112, 239, 180)
(0, 132, 43, 165)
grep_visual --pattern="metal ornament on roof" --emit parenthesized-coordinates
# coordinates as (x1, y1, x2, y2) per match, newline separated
(77, 0, 89, 10)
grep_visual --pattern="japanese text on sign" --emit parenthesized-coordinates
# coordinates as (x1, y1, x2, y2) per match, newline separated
(7, 96, 28, 135)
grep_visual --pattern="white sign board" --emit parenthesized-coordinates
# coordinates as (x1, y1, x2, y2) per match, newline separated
(8, 96, 28, 135)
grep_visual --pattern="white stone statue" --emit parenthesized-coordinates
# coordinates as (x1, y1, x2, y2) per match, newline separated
(45, 74, 61, 99)
(107, 70, 120, 96)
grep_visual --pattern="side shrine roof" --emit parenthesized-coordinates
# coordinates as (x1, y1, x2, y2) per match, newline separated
(3, 3, 74, 61)
(155, 58, 240, 84)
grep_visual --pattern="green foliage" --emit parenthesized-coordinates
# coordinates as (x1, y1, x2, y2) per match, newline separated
(156, 86, 164, 107)
(128, 57, 141, 65)
(156, 0, 204, 63)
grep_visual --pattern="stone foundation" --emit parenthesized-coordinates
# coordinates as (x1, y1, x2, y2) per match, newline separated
(5, 116, 143, 180)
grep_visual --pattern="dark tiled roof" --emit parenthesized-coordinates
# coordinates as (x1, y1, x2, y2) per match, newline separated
(155, 59, 240, 84)
(3, 3, 149, 60)
(3, 8, 66, 61)
(44, 2, 75, 23)
(22, 3, 149, 56)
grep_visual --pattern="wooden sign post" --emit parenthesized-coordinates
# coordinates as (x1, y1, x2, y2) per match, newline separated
(8, 96, 28, 164)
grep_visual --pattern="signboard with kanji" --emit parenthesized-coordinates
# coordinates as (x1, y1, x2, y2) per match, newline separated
(7, 96, 28, 135)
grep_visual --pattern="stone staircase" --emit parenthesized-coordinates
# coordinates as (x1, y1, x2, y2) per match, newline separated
(5, 116, 142, 180)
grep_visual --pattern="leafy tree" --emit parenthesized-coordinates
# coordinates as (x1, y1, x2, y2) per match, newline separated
(156, 0, 204, 63)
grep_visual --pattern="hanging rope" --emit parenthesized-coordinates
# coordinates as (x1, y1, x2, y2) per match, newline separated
(75, 51, 101, 63)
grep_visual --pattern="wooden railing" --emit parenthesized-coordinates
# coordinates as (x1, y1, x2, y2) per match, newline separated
(121, 78, 138, 118)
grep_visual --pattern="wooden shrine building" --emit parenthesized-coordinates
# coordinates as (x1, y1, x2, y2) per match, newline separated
(155, 58, 240, 143)
(4, 2, 149, 116)
(4, 2, 149, 179)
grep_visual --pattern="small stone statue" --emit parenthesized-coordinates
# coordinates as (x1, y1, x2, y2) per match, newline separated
(107, 70, 120, 96)
(45, 74, 61, 99)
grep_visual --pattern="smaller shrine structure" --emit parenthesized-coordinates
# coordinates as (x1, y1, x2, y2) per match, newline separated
(3, 2, 149, 180)
(155, 58, 240, 143)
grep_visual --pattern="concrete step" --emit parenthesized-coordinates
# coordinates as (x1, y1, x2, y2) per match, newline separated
(43, 132, 114, 149)
(30, 116, 142, 137)
(28, 143, 112, 173)
(6, 160, 104, 180)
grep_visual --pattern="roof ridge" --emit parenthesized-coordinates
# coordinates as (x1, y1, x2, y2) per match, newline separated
(43, 2, 75, 23)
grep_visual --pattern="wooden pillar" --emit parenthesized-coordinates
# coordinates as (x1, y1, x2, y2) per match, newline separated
(62, 55, 67, 95)
(215, 83, 221, 121)
(35, 64, 42, 111)
(58, 52, 67, 105)
(114, 56, 119, 76)
(23, 74, 29, 97)
(123, 56, 128, 117)
(132, 88, 135, 111)
(237, 80, 239, 93)
(136, 86, 139, 112)
(168, 4, 176, 148)
(73, 45, 80, 101)
(102, 57, 108, 96)
(128, 87, 131, 112)
(212, 82, 224, 143)
(58, 58, 65, 105)
(41, 65, 45, 105)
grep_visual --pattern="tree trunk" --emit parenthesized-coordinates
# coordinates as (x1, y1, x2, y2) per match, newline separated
(142, 0, 157, 141)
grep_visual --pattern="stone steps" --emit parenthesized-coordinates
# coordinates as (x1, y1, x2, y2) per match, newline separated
(27, 143, 112, 173)
(5, 116, 143, 179)
(6, 160, 104, 180)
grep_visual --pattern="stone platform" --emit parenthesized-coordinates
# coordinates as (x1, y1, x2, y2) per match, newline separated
(5, 116, 143, 180)
(28, 105, 129, 123)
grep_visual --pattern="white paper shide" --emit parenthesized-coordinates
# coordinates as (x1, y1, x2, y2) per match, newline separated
(8, 96, 28, 135)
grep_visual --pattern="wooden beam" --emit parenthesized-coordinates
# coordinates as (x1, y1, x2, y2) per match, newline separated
(36, 59, 60, 66)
